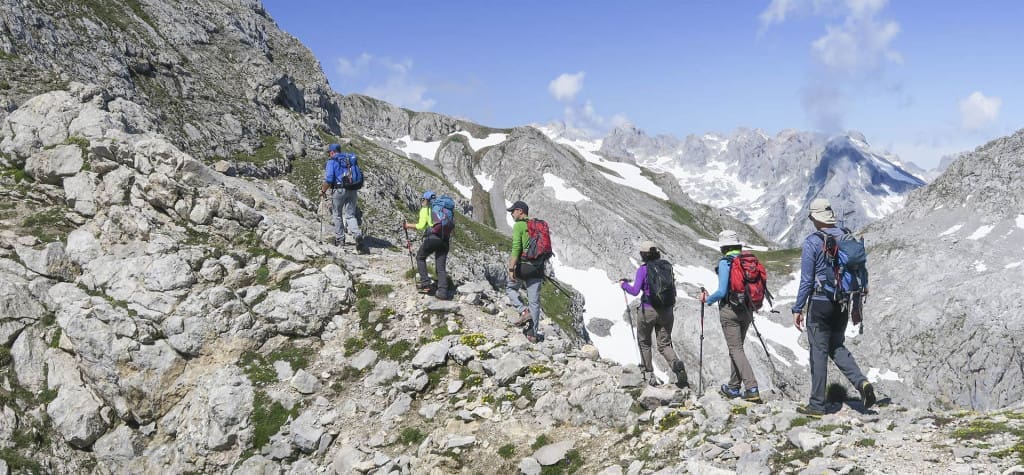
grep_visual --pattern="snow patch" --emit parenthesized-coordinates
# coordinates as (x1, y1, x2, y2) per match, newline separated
(397, 135, 442, 160)
(504, 199, 515, 229)
(543, 173, 591, 202)
(867, 368, 903, 382)
(1017, 215, 1024, 229)
(1005, 261, 1022, 270)
(538, 129, 669, 200)
(474, 173, 495, 192)
(454, 131, 508, 150)
(973, 261, 987, 272)
(966, 225, 994, 240)
(453, 182, 473, 199)
(938, 224, 963, 237)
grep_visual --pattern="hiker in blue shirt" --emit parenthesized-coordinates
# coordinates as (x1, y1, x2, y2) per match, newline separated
(319, 143, 366, 253)
(703, 230, 761, 403)
(791, 198, 876, 416)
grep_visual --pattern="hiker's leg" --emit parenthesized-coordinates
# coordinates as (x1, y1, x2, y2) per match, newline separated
(505, 278, 526, 313)
(341, 189, 362, 239)
(526, 277, 543, 333)
(654, 306, 680, 368)
(435, 240, 449, 297)
(806, 299, 832, 410)
(331, 189, 345, 239)
(827, 304, 868, 387)
(735, 306, 759, 390)
(636, 307, 655, 372)
(718, 305, 745, 389)
(414, 238, 433, 286)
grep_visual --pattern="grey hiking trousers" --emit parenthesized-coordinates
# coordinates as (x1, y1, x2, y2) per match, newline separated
(507, 276, 542, 336)
(636, 305, 681, 373)
(719, 301, 758, 391)
(806, 298, 868, 411)
(331, 188, 361, 241)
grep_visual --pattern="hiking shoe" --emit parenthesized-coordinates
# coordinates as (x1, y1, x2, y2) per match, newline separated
(742, 387, 763, 403)
(416, 281, 434, 294)
(859, 381, 877, 410)
(355, 236, 369, 254)
(525, 332, 538, 344)
(513, 308, 532, 326)
(719, 384, 741, 399)
(797, 405, 826, 417)
(334, 237, 345, 246)
(672, 361, 689, 389)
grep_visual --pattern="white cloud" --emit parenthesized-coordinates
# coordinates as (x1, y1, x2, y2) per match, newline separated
(548, 72, 585, 102)
(761, 0, 902, 132)
(334, 54, 436, 111)
(959, 91, 1002, 131)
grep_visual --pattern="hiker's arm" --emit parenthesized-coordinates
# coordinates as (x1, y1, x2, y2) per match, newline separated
(507, 221, 526, 269)
(620, 266, 646, 295)
(321, 161, 337, 195)
(705, 260, 731, 305)
(405, 207, 431, 230)
(791, 237, 817, 314)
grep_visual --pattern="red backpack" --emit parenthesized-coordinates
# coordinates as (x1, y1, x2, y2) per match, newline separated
(726, 251, 773, 311)
(521, 218, 553, 261)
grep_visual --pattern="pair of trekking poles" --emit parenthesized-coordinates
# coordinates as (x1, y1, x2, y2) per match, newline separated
(621, 286, 788, 398)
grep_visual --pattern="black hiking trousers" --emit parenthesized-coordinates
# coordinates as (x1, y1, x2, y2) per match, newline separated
(806, 298, 869, 411)
(416, 235, 449, 297)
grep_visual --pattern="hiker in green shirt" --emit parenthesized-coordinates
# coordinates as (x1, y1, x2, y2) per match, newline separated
(506, 200, 543, 343)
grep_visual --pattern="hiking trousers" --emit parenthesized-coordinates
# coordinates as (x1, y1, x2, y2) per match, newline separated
(506, 276, 542, 336)
(416, 235, 449, 297)
(806, 298, 868, 411)
(331, 188, 361, 240)
(719, 302, 758, 391)
(636, 305, 681, 373)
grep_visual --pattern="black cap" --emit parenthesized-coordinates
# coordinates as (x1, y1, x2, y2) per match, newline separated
(506, 200, 529, 214)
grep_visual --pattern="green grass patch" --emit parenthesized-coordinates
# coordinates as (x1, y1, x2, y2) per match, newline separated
(540, 448, 583, 475)
(855, 438, 876, 447)
(758, 247, 802, 277)
(238, 343, 316, 387)
(665, 200, 713, 239)
(459, 333, 487, 347)
(376, 339, 413, 361)
(343, 337, 366, 357)
(399, 427, 426, 445)
(355, 283, 394, 299)
(232, 136, 282, 165)
(817, 424, 844, 434)
(952, 419, 1023, 440)
(528, 364, 551, 375)
(498, 443, 516, 459)
(255, 265, 270, 284)
(658, 411, 683, 431)
(791, 417, 811, 428)
(0, 448, 43, 474)
(0, 166, 29, 183)
(731, 405, 749, 416)
(540, 279, 576, 337)
(531, 434, 550, 450)
(993, 442, 1024, 464)
(433, 324, 457, 340)
(452, 213, 507, 253)
(250, 391, 299, 452)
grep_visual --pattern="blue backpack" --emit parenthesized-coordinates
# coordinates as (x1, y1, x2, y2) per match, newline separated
(333, 153, 364, 190)
(816, 229, 867, 301)
(429, 195, 456, 239)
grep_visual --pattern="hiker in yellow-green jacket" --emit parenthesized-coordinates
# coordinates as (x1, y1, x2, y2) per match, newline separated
(403, 191, 451, 300)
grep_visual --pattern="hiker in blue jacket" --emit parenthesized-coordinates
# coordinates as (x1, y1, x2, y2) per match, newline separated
(319, 143, 366, 253)
(620, 241, 688, 388)
(703, 230, 762, 403)
(792, 198, 876, 416)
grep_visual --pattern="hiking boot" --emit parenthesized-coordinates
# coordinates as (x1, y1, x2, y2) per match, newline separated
(742, 387, 763, 403)
(355, 235, 369, 254)
(859, 381, 877, 410)
(525, 333, 538, 344)
(672, 361, 689, 389)
(435, 291, 451, 301)
(797, 405, 826, 417)
(334, 236, 345, 247)
(513, 308, 532, 326)
(719, 384, 741, 399)
(416, 281, 434, 294)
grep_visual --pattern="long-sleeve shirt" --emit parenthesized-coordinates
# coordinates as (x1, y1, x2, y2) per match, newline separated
(509, 217, 529, 260)
(705, 250, 740, 306)
(792, 227, 869, 313)
(620, 264, 652, 309)
(413, 207, 433, 234)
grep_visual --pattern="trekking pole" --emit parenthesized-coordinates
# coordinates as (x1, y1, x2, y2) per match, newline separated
(699, 287, 707, 397)
(401, 222, 415, 271)
(750, 314, 789, 396)
(545, 276, 573, 296)
(621, 288, 644, 377)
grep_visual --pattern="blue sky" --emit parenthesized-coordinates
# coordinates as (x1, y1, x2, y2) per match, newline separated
(262, 0, 1023, 169)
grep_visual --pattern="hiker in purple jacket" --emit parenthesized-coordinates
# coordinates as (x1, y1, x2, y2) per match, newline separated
(619, 241, 688, 388)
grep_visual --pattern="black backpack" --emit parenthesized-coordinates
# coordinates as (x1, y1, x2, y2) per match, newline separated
(644, 259, 677, 309)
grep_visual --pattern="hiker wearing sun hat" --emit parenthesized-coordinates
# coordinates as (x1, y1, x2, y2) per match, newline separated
(703, 230, 762, 402)
(619, 240, 688, 388)
(792, 197, 875, 416)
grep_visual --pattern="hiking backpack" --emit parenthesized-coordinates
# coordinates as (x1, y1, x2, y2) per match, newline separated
(333, 153, 364, 190)
(429, 195, 456, 240)
(521, 218, 553, 261)
(725, 251, 773, 311)
(644, 259, 677, 309)
(816, 229, 867, 302)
